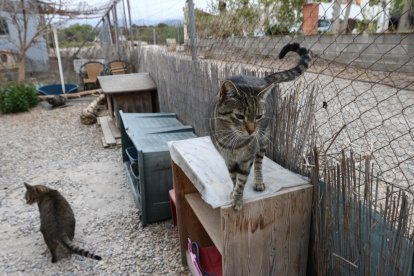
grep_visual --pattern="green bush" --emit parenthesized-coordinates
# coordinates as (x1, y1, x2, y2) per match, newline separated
(0, 83, 39, 113)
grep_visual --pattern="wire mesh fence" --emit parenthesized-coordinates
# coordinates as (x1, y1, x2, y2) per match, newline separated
(186, 1, 414, 185)
(2, 0, 413, 273)
(190, 0, 412, 273)
(163, 0, 414, 274)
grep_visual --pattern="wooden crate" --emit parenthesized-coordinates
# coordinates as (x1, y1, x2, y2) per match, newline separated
(170, 137, 313, 276)
(98, 73, 160, 126)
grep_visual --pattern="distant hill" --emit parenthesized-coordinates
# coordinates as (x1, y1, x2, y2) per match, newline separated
(133, 18, 184, 27)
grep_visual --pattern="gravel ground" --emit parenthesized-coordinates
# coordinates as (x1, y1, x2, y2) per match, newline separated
(0, 98, 190, 275)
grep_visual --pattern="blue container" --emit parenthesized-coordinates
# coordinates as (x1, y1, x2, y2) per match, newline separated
(37, 84, 78, 95)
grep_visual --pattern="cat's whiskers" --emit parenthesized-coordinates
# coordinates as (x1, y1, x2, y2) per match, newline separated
(258, 130, 274, 148)
(230, 131, 244, 153)
(217, 132, 237, 145)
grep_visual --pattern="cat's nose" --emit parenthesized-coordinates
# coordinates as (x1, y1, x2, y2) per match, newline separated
(246, 122, 256, 134)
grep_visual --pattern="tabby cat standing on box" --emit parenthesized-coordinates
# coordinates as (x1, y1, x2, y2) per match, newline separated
(210, 43, 311, 210)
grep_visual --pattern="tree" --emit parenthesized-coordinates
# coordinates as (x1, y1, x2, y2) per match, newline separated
(2, 0, 48, 81)
(58, 24, 95, 47)
(340, 0, 353, 33)
(256, 0, 305, 35)
(1, 0, 108, 82)
(398, 0, 413, 31)
(331, 0, 341, 34)
(196, 0, 259, 38)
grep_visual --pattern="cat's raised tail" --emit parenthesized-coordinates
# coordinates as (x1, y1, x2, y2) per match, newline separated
(61, 234, 102, 261)
(264, 42, 311, 84)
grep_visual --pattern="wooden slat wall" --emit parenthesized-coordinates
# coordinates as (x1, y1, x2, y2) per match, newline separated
(221, 185, 313, 276)
(138, 47, 316, 177)
(172, 162, 214, 265)
(138, 48, 264, 137)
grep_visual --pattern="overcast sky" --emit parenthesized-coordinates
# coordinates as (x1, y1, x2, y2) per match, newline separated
(72, 0, 210, 26)
(133, 0, 210, 23)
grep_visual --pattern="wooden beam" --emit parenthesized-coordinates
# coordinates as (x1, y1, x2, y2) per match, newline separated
(80, 94, 106, 125)
(38, 89, 102, 100)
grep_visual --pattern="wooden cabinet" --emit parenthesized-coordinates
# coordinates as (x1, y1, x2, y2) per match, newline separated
(98, 73, 160, 126)
(169, 137, 313, 275)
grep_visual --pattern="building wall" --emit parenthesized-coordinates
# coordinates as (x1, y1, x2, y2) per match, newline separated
(0, 11, 49, 73)
(197, 33, 414, 73)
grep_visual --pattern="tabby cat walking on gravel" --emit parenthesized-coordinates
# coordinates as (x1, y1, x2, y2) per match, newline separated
(210, 43, 311, 211)
(24, 182, 102, 262)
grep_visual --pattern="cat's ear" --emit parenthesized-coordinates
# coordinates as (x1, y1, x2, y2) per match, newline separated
(219, 80, 238, 99)
(258, 84, 274, 100)
(24, 182, 32, 190)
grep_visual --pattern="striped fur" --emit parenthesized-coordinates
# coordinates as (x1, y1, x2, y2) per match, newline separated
(210, 43, 311, 210)
(24, 183, 102, 262)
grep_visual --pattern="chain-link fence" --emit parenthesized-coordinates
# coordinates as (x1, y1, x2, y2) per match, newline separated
(137, 0, 414, 274)
(2, 0, 413, 273)
(182, 1, 414, 274)
(188, 0, 413, 185)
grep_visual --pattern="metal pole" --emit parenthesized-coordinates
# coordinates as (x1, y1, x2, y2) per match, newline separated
(187, 0, 197, 61)
(177, 26, 179, 45)
(126, 0, 134, 50)
(113, 1, 120, 59)
(52, 28, 66, 94)
(153, 28, 156, 45)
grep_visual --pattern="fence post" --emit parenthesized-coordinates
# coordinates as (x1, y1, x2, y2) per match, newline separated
(187, 0, 197, 61)
(113, 1, 120, 59)
(153, 28, 156, 45)
(177, 26, 180, 45)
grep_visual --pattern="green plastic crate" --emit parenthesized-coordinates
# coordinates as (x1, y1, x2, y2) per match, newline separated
(120, 112, 197, 225)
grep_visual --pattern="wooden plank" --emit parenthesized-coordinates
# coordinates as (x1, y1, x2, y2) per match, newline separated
(185, 193, 223, 254)
(221, 185, 313, 276)
(107, 116, 121, 138)
(112, 92, 153, 126)
(38, 89, 102, 100)
(98, 73, 157, 93)
(98, 117, 116, 145)
(288, 186, 313, 276)
(101, 137, 109, 148)
(106, 95, 114, 120)
(169, 137, 310, 208)
(172, 163, 213, 266)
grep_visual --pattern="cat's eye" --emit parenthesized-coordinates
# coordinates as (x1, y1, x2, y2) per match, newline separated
(235, 114, 245, 120)
(256, 114, 263, 120)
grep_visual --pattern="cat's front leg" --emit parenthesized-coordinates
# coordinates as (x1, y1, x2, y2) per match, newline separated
(253, 148, 266, 191)
(229, 161, 252, 211)
(230, 177, 247, 211)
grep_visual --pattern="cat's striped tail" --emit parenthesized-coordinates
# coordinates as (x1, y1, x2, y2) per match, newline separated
(61, 235, 102, 261)
(263, 42, 311, 84)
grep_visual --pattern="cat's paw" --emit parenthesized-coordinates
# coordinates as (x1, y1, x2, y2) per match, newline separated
(232, 198, 243, 211)
(230, 191, 243, 211)
(254, 181, 266, 192)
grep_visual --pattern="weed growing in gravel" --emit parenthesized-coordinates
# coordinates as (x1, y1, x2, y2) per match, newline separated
(0, 82, 39, 113)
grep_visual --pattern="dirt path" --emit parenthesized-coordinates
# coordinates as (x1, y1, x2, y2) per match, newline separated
(0, 99, 189, 275)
